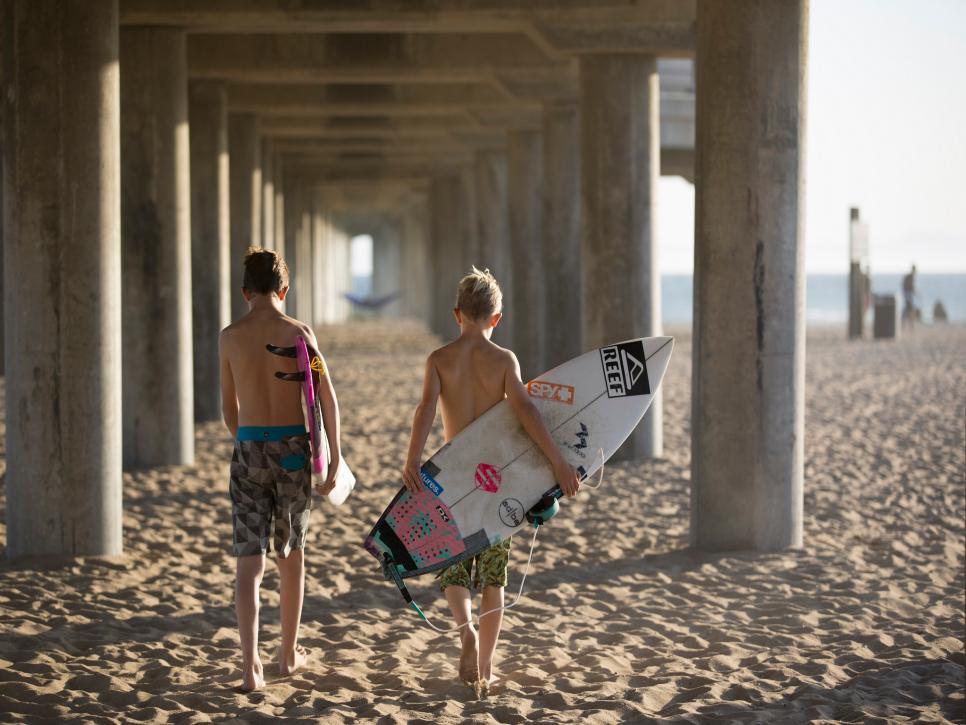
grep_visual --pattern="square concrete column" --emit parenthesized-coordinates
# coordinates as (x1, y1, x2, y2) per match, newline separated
(580, 54, 663, 460)
(120, 27, 194, 467)
(228, 113, 261, 320)
(507, 129, 545, 380)
(542, 101, 582, 367)
(311, 192, 327, 325)
(691, 0, 807, 551)
(274, 156, 285, 264)
(188, 80, 230, 423)
(373, 219, 403, 318)
(474, 149, 512, 346)
(282, 179, 303, 317)
(429, 174, 464, 338)
(261, 139, 275, 250)
(400, 193, 431, 325)
(294, 192, 314, 326)
(2, 0, 122, 556)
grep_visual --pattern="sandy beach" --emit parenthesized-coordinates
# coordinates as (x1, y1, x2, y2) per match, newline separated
(0, 321, 963, 723)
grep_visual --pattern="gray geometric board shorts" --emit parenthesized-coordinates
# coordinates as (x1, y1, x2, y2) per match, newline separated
(229, 425, 312, 558)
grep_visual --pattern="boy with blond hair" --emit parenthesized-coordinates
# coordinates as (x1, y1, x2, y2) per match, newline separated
(219, 248, 344, 692)
(402, 266, 580, 691)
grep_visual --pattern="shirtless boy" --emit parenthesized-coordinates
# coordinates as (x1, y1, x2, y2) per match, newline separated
(219, 248, 343, 692)
(401, 267, 580, 692)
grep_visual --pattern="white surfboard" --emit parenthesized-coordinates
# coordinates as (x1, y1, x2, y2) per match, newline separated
(365, 337, 674, 582)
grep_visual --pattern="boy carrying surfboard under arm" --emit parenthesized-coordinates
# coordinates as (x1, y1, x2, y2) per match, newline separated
(219, 248, 344, 692)
(401, 266, 581, 693)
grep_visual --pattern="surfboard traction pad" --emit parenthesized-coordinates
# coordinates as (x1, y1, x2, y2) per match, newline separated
(364, 336, 673, 585)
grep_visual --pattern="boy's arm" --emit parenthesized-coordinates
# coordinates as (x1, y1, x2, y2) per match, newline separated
(304, 328, 342, 493)
(402, 354, 441, 494)
(503, 352, 581, 497)
(219, 331, 239, 438)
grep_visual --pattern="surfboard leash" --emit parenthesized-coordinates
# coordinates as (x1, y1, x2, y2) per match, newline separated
(393, 448, 606, 634)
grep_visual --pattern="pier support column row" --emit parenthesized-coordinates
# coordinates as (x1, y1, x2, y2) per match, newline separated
(119, 27, 193, 467)
(579, 53, 663, 459)
(2, 0, 122, 556)
(691, 0, 807, 551)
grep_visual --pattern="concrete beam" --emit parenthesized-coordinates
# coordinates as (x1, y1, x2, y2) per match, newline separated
(187, 33, 569, 84)
(121, 0, 694, 38)
(227, 82, 525, 115)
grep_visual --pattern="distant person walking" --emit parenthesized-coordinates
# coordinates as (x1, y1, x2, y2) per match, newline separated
(902, 264, 918, 330)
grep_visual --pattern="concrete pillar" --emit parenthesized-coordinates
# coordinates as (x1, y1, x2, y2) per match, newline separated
(294, 192, 313, 326)
(429, 174, 463, 338)
(474, 149, 512, 347)
(332, 225, 351, 323)
(373, 219, 403, 318)
(228, 113, 260, 320)
(579, 54, 662, 459)
(120, 27, 193, 467)
(507, 129, 545, 380)
(274, 156, 285, 263)
(400, 194, 432, 325)
(189, 80, 230, 423)
(459, 166, 479, 271)
(283, 179, 302, 316)
(311, 192, 326, 325)
(690, 0, 807, 551)
(543, 102, 582, 367)
(2, 0, 122, 556)
(261, 139, 274, 250)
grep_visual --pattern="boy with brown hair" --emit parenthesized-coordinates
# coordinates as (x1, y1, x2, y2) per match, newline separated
(219, 247, 344, 692)
(401, 266, 580, 691)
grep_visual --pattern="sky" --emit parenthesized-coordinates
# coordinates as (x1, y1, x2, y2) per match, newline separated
(657, 0, 966, 274)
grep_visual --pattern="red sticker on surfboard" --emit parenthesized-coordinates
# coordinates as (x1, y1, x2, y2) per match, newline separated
(528, 380, 575, 405)
(474, 463, 502, 493)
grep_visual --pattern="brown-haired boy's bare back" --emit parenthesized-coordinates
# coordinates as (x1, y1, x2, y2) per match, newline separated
(220, 309, 316, 431)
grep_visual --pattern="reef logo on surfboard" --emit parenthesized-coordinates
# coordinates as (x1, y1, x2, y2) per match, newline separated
(599, 341, 650, 398)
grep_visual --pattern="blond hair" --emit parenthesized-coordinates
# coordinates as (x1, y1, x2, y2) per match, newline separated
(456, 266, 503, 321)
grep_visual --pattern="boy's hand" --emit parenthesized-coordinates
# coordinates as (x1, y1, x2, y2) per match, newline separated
(402, 460, 423, 494)
(553, 457, 581, 498)
(316, 457, 340, 497)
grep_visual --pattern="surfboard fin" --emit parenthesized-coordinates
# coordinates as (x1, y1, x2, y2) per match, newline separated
(382, 554, 430, 620)
(266, 343, 297, 358)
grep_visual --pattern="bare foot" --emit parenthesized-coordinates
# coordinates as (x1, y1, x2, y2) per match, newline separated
(458, 627, 480, 687)
(479, 671, 498, 697)
(240, 659, 265, 693)
(278, 643, 309, 676)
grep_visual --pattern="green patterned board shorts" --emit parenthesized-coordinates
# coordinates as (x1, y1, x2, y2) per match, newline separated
(438, 538, 512, 591)
(229, 425, 312, 558)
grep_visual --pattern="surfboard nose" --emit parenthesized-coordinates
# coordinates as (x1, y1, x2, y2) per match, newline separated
(643, 336, 674, 388)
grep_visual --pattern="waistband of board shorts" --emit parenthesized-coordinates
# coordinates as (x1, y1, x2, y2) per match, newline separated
(236, 425, 307, 442)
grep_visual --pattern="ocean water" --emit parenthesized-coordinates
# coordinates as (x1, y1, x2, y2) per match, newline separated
(662, 273, 966, 325)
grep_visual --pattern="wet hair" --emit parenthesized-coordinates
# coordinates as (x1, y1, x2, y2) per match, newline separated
(456, 266, 503, 321)
(242, 247, 289, 295)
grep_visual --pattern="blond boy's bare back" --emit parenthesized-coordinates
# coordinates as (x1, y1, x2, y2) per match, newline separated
(432, 335, 514, 441)
(220, 309, 316, 428)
